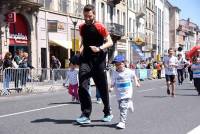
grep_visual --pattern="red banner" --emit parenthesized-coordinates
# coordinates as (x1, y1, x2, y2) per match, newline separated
(9, 14, 29, 46)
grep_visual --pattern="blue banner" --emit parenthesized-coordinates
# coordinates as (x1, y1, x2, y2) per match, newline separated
(131, 44, 145, 60)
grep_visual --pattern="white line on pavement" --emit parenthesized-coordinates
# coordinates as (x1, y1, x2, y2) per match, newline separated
(137, 86, 166, 93)
(0, 104, 68, 119)
(187, 125, 200, 134)
(137, 89, 155, 93)
(0, 95, 116, 119)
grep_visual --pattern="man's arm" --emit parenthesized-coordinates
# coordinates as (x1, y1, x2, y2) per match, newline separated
(89, 34, 113, 53)
(100, 34, 113, 50)
(79, 37, 84, 55)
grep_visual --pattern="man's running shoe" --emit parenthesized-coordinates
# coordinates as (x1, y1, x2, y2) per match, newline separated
(167, 89, 170, 95)
(102, 114, 113, 122)
(171, 92, 175, 97)
(76, 116, 91, 124)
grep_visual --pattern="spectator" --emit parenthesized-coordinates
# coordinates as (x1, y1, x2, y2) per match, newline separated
(2, 52, 13, 95)
(51, 56, 61, 81)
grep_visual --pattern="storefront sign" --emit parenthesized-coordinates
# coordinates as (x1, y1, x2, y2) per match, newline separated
(9, 33, 28, 44)
(48, 21, 58, 32)
(5, 12, 16, 23)
(9, 14, 29, 46)
(48, 21, 66, 32)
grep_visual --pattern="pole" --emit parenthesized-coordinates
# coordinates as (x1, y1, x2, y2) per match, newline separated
(74, 23, 76, 55)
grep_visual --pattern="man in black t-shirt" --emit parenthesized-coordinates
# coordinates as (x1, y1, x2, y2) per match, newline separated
(76, 4, 113, 124)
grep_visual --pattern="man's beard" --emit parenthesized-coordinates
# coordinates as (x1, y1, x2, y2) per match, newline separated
(85, 19, 94, 25)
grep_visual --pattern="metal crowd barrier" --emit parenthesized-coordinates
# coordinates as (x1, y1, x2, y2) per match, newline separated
(134, 69, 165, 80)
(0, 68, 70, 95)
(0, 68, 166, 96)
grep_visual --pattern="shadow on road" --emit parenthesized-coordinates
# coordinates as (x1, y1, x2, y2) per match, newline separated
(176, 88, 195, 91)
(175, 93, 199, 96)
(31, 118, 75, 124)
(31, 118, 117, 129)
(77, 123, 117, 128)
(48, 102, 79, 105)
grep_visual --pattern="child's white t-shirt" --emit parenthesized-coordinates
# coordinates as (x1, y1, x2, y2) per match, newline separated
(111, 68, 135, 100)
(66, 69, 79, 85)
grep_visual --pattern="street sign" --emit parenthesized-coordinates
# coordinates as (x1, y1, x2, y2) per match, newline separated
(134, 37, 144, 45)
(5, 12, 16, 23)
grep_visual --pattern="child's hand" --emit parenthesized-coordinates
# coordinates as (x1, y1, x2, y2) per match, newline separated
(109, 86, 114, 92)
(136, 82, 140, 87)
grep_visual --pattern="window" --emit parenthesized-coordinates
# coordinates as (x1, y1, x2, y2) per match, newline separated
(132, 0, 135, 10)
(123, 12, 126, 26)
(129, 18, 132, 33)
(59, 0, 69, 13)
(45, 0, 52, 10)
(39, 0, 44, 6)
(101, 3, 105, 24)
(152, 14, 154, 30)
(129, 0, 132, 9)
(92, 0, 96, 6)
(117, 10, 120, 24)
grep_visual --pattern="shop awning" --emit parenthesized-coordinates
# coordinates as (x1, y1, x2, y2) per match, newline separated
(49, 39, 72, 49)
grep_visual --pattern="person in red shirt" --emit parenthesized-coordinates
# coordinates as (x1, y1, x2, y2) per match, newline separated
(76, 4, 113, 124)
(156, 62, 162, 79)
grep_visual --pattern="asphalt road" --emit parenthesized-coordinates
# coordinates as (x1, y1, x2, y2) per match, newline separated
(0, 79, 200, 134)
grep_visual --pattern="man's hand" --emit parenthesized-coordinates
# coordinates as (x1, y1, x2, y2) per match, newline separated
(89, 46, 100, 53)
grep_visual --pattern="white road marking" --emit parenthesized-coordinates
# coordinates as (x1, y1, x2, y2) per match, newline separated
(187, 125, 200, 134)
(136, 86, 166, 93)
(137, 89, 155, 93)
(0, 104, 68, 119)
(0, 95, 116, 119)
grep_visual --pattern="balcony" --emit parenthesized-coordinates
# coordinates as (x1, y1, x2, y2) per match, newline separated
(0, 0, 42, 11)
(107, 0, 122, 7)
(106, 23, 125, 37)
(135, 4, 146, 19)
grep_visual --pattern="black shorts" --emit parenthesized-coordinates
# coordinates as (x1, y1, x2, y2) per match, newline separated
(165, 75, 176, 83)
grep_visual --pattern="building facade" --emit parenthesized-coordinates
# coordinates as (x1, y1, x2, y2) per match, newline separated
(155, 0, 164, 59)
(169, 6, 181, 50)
(177, 18, 200, 52)
(162, 0, 171, 55)
(144, 0, 155, 59)
(0, 0, 41, 67)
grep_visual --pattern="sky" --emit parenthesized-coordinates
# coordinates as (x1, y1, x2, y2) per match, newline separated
(168, 0, 200, 26)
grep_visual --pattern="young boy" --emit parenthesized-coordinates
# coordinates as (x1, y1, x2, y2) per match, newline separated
(110, 55, 140, 129)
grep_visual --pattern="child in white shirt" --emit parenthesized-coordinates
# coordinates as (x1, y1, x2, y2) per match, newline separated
(110, 55, 140, 129)
(66, 63, 79, 102)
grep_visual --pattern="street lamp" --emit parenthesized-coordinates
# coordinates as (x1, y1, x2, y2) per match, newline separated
(70, 17, 78, 55)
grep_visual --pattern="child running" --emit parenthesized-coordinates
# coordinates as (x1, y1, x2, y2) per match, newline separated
(66, 62, 79, 102)
(110, 55, 140, 129)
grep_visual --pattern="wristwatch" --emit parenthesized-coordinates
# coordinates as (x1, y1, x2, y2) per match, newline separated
(98, 46, 103, 52)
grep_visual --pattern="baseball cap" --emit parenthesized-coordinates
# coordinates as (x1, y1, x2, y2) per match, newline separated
(112, 55, 125, 64)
